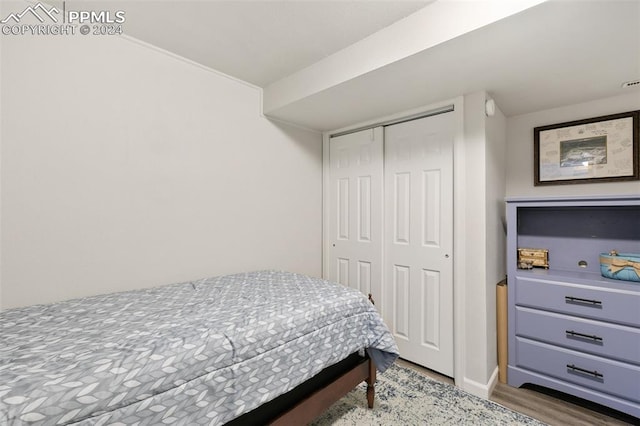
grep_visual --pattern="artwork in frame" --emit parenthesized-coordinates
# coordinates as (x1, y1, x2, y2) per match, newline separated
(534, 110, 639, 186)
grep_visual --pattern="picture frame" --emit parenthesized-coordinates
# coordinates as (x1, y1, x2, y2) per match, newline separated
(533, 110, 639, 186)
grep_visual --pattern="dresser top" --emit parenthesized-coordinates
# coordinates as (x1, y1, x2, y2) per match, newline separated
(505, 194, 640, 204)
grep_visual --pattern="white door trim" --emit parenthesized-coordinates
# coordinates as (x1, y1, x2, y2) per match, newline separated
(322, 96, 466, 388)
(451, 96, 466, 389)
(322, 133, 331, 280)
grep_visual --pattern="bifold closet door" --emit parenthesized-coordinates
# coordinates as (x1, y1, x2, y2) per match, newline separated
(384, 113, 454, 377)
(327, 128, 384, 304)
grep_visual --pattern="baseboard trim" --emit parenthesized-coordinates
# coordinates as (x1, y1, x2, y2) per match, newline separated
(487, 365, 499, 396)
(463, 366, 499, 399)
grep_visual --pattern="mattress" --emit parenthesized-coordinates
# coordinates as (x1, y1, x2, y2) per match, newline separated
(0, 270, 398, 425)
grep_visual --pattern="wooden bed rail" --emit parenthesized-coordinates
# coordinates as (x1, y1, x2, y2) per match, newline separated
(269, 357, 376, 425)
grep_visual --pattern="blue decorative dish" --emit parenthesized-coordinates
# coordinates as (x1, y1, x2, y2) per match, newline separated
(599, 251, 640, 283)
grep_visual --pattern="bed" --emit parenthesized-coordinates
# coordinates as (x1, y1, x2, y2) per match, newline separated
(0, 270, 399, 425)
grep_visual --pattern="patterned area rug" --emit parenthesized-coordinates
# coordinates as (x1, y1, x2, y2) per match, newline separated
(312, 363, 546, 425)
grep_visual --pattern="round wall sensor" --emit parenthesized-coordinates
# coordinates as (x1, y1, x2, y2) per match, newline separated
(485, 99, 496, 117)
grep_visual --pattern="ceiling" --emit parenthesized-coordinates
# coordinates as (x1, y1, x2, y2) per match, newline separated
(57, 0, 432, 87)
(48, 1, 640, 130)
(265, 0, 640, 130)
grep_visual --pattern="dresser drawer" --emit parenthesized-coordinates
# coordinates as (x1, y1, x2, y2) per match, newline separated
(515, 337, 640, 403)
(515, 307, 640, 364)
(515, 276, 640, 326)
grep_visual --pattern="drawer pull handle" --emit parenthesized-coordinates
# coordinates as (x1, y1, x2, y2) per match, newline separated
(564, 296, 602, 306)
(566, 364, 603, 379)
(565, 330, 603, 342)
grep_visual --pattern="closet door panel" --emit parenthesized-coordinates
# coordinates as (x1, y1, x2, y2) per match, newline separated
(328, 128, 383, 302)
(384, 113, 454, 376)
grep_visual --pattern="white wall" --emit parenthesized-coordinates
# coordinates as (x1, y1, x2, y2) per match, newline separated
(461, 92, 488, 391)
(0, 34, 322, 309)
(484, 98, 507, 385)
(460, 91, 507, 397)
(0, 26, 3, 309)
(506, 92, 640, 198)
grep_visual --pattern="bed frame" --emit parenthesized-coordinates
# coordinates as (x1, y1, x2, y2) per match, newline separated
(230, 294, 381, 424)
(228, 352, 376, 425)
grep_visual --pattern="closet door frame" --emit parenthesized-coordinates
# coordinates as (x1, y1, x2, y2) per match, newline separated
(322, 97, 466, 389)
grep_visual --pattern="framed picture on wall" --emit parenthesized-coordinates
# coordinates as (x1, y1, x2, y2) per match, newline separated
(533, 110, 639, 186)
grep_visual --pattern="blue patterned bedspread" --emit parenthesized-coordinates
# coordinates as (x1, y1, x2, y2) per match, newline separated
(0, 271, 398, 425)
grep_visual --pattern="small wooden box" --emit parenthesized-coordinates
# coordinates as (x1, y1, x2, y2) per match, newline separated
(517, 248, 549, 269)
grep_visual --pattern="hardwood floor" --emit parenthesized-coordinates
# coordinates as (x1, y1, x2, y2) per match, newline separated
(396, 359, 639, 425)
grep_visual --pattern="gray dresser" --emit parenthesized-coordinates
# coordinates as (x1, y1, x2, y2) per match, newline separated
(506, 196, 640, 418)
